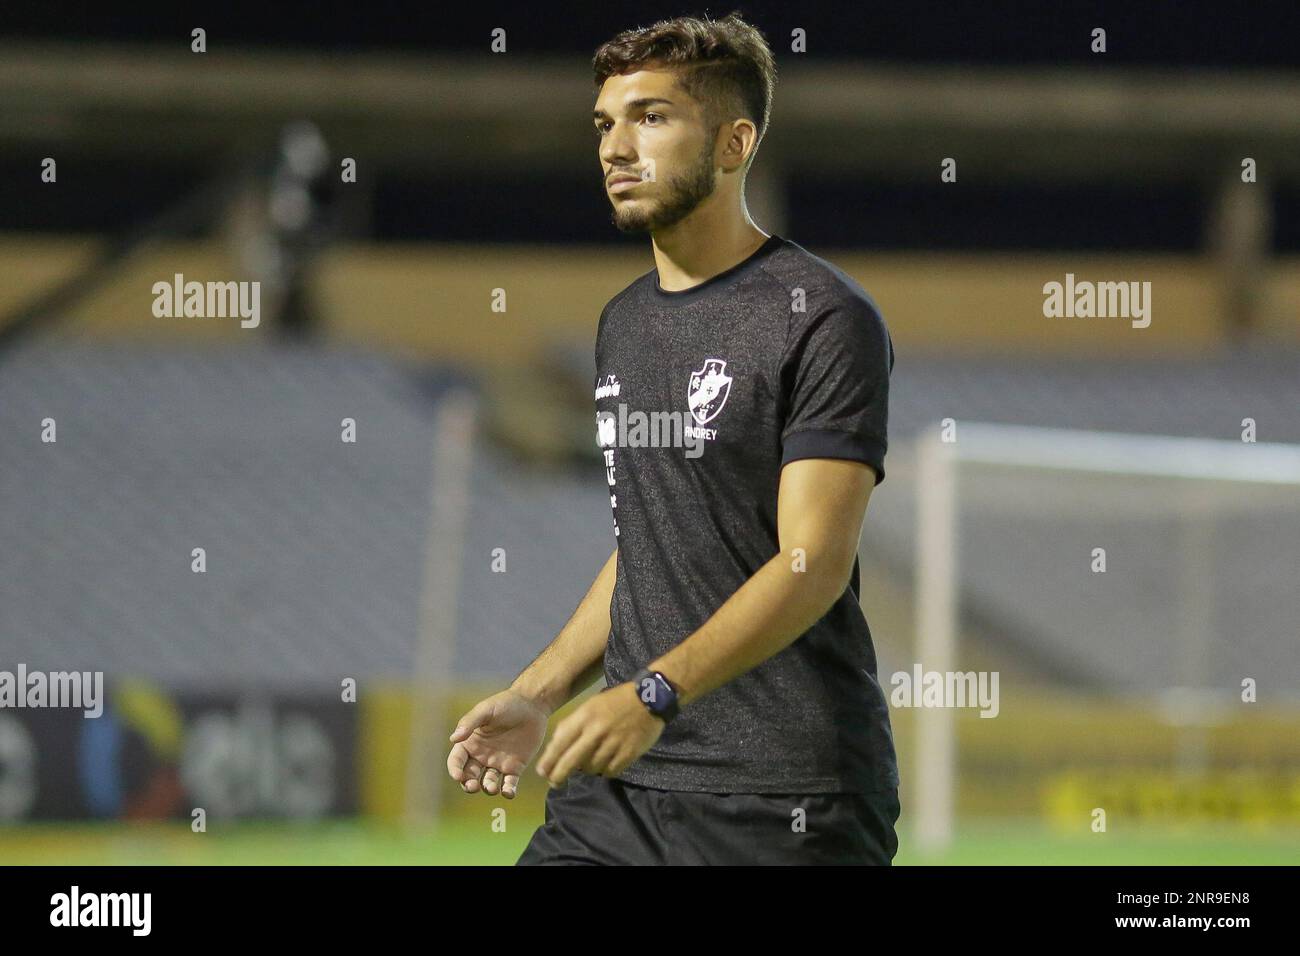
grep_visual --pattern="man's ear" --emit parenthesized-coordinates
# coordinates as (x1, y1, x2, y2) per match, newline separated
(720, 118, 759, 172)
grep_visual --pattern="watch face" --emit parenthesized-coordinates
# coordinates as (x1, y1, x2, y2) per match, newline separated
(637, 673, 673, 714)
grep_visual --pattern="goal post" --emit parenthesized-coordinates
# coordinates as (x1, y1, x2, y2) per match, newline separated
(911, 422, 1300, 854)
(405, 390, 479, 829)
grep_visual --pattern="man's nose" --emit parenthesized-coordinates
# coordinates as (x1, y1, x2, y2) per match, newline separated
(599, 122, 636, 168)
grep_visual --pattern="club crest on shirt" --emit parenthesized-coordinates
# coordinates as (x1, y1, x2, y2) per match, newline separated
(687, 359, 732, 425)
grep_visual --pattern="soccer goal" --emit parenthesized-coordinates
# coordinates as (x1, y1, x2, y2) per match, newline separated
(911, 422, 1300, 853)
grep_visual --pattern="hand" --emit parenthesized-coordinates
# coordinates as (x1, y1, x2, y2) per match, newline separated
(534, 682, 664, 787)
(447, 688, 550, 798)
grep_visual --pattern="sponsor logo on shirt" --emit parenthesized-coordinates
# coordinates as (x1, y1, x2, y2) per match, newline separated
(594, 374, 621, 400)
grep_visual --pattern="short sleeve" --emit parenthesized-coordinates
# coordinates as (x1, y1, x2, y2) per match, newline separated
(778, 294, 893, 485)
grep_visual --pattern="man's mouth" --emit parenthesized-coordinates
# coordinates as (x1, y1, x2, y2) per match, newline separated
(608, 173, 643, 193)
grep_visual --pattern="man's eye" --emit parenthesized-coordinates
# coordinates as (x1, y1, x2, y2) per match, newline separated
(595, 122, 611, 135)
(643, 113, 663, 125)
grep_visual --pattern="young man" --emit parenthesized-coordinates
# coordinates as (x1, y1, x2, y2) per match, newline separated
(447, 12, 900, 865)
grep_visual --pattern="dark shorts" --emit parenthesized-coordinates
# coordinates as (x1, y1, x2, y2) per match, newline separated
(517, 772, 901, 866)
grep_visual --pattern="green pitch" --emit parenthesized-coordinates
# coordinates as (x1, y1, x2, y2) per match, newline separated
(2, 820, 1297, 865)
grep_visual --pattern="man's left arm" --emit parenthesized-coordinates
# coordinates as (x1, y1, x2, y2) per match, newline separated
(535, 456, 875, 786)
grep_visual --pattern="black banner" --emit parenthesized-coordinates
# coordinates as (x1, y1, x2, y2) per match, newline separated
(0, 865, 1286, 941)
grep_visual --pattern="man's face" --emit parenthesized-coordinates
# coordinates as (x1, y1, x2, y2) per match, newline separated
(594, 68, 718, 234)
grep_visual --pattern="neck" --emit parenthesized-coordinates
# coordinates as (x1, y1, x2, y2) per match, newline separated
(650, 190, 770, 292)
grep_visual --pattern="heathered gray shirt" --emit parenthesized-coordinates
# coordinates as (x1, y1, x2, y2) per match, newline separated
(595, 234, 899, 794)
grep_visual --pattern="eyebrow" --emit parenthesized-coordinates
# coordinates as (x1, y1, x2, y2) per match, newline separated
(593, 97, 676, 120)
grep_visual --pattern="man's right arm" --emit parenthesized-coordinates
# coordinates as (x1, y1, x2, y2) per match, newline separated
(511, 547, 618, 714)
(448, 547, 618, 797)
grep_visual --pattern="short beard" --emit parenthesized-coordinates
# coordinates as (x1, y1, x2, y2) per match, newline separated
(611, 142, 717, 235)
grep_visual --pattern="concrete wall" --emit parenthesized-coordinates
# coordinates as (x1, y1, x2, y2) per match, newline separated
(4, 236, 1299, 363)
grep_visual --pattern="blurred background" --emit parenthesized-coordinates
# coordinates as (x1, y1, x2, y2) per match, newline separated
(1, 1, 1298, 864)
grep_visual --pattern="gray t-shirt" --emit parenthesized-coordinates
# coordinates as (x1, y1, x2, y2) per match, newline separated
(595, 234, 899, 794)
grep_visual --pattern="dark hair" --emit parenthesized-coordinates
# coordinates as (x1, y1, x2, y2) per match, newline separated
(593, 11, 777, 147)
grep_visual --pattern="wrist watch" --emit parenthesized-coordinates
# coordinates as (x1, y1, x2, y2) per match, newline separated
(632, 668, 680, 724)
